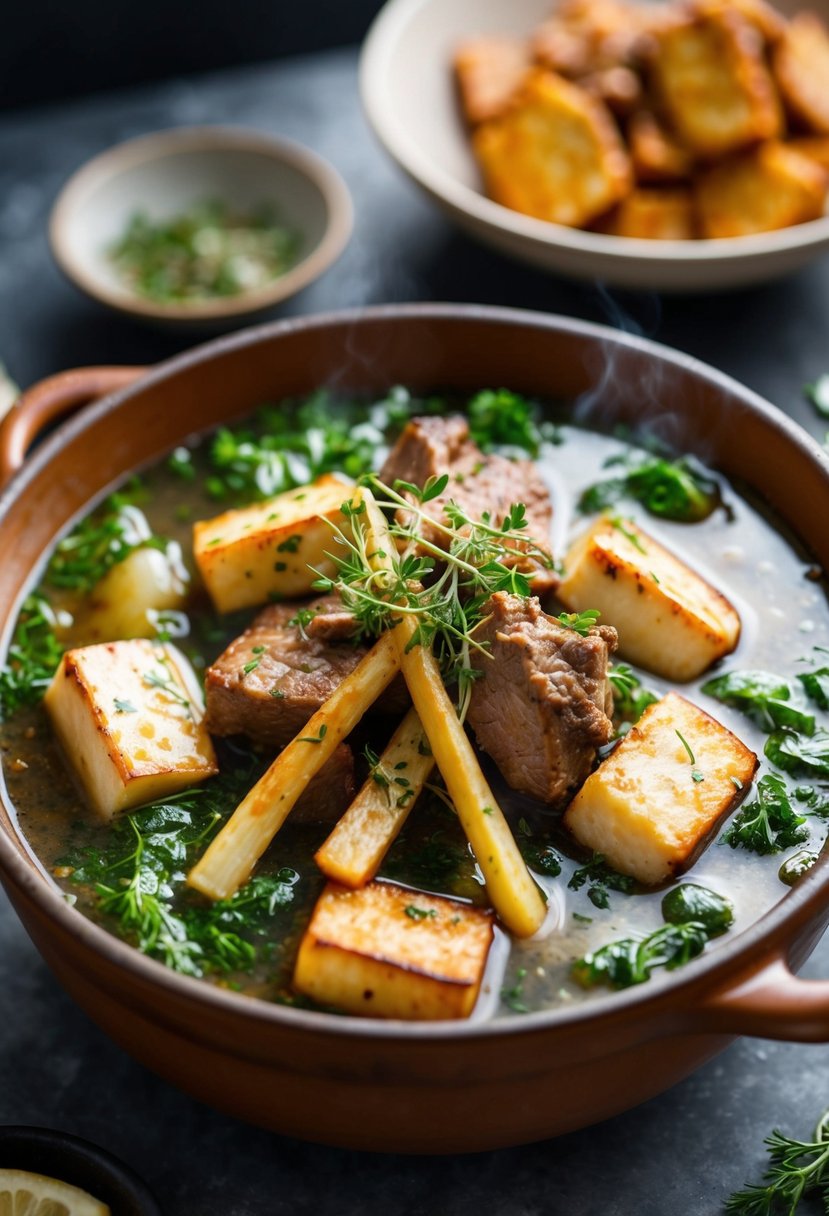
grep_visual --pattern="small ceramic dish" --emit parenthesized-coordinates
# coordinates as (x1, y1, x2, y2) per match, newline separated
(0, 1126, 163, 1215)
(360, 0, 829, 292)
(49, 126, 353, 327)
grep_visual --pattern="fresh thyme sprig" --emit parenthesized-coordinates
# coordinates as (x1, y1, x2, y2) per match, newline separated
(312, 475, 555, 718)
(726, 1107, 829, 1215)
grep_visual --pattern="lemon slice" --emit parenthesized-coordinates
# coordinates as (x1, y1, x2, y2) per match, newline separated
(0, 1169, 111, 1216)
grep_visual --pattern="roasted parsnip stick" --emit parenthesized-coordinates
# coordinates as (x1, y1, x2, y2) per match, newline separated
(315, 707, 434, 887)
(187, 631, 401, 900)
(361, 490, 547, 938)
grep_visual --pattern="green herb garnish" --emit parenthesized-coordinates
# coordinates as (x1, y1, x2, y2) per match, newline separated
(661, 884, 733, 936)
(313, 475, 552, 717)
(298, 724, 328, 745)
(765, 729, 829, 777)
(467, 389, 545, 456)
(0, 595, 64, 718)
(57, 767, 298, 977)
(703, 670, 815, 735)
(568, 853, 634, 910)
(579, 451, 721, 522)
(722, 774, 808, 855)
(501, 967, 529, 1013)
(556, 609, 601, 637)
(608, 663, 658, 724)
(108, 200, 299, 305)
(572, 921, 709, 990)
(46, 492, 165, 596)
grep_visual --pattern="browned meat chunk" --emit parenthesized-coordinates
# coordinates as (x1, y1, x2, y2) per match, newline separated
(205, 597, 406, 748)
(379, 416, 556, 594)
(467, 592, 617, 804)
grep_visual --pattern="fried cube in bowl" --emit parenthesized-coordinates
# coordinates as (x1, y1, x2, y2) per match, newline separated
(473, 69, 633, 228)
(696, 142, 828, 238)
(650, 8, 781, 157)
(773, 12, 829, 135)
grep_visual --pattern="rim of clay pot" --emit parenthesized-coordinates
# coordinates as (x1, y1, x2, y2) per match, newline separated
(1, 303, 828, 1042)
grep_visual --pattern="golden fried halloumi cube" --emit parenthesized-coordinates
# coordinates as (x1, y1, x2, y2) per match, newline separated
(594, 187, 696, 239)
(293, 881, 494, 1020)
(557, 515, 740, 681)
(564, 692, 758, 884)
(651, 8, 781, 157)
(695, 142, 828, 238)
(44, 639, 218, 821)
(454, 36, 530, 125)
(193, 473, 352, 614)
(773, 12, 829, 135)
(473, 69, 633, 228)
(628, 110, 694, 183)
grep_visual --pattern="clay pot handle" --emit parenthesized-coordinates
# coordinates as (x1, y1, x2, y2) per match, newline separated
(696, 954, 829, 1042)
(0, 366, 145, 489)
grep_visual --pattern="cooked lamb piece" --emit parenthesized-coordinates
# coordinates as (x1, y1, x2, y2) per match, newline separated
(205, 597, 407, 749)
(303, 602, 359, 643)
(467, 592, 617, 804)
(379, 415, 556, 595)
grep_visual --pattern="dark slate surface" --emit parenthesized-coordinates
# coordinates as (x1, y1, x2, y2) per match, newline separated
(1, 46, 828, 1216)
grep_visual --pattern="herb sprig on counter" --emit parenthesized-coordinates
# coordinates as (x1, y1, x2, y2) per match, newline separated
(726, 1106, 829, 1215)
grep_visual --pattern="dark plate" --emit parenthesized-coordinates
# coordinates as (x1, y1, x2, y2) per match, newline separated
(0, 1126, 163, 1215)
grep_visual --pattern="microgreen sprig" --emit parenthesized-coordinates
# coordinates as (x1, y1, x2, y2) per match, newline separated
(312, 475, 555, 718)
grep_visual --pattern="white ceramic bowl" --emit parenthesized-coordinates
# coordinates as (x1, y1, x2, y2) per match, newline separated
(50, 127, 353, 326)
(360, 0, 829, 291)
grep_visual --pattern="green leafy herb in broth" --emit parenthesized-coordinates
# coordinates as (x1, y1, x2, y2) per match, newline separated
(45, 488, 166, 594)
(703, 670, 816, 735)
(0, 596, 64, 718)
(722, 774, 809, 855)
(578, 450, 722, 522)
(56, 752, 301, 978)
(567, 852, 635, 910)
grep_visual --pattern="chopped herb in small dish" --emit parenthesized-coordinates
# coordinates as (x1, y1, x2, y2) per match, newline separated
(108, 200, 299, 305)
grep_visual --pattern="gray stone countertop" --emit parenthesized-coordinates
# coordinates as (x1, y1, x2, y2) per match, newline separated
(1, 44, 828, 1216)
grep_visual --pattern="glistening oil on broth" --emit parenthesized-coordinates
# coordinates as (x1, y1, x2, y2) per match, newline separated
(2, 396, 828, 1019)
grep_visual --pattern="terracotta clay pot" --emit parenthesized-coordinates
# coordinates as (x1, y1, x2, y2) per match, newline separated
(1, 305, 829, 1153)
